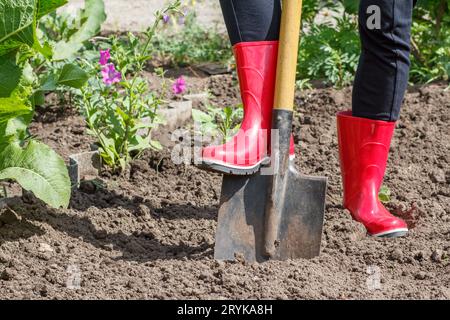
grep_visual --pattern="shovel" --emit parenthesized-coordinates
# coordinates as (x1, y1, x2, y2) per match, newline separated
(214, 0, 327, 262)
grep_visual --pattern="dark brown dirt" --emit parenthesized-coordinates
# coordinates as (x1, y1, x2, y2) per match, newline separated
(0, 74, 449, 299)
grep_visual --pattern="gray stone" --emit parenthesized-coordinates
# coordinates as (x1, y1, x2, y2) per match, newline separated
(431, 249, 443, 263)
(69, 151, 102, 187)
(389, 248, 404, 261)
(429, 169, 446, 183)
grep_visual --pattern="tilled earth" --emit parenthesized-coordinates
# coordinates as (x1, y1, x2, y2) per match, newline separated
(0, 73, 449, 299)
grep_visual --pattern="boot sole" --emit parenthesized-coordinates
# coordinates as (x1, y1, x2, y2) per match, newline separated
(199, 155, 295, 175)
(371, 228, 409, 238)
(198, 157, 270, 175)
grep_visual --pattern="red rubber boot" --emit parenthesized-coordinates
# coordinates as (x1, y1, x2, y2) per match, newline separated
(337, 111, 408, 237)
(200, 41, 295, 175)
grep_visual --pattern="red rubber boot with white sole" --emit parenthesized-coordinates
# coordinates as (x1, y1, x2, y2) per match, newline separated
(337, 111, 408, 237)
(200, 41, 295, 175)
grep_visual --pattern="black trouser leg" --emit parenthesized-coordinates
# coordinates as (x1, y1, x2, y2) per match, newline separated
(219, 0, 281, 45)
(353, 0, 415, 121)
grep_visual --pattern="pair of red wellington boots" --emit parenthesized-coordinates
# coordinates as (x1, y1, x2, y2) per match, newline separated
(199, 41, 408, 238)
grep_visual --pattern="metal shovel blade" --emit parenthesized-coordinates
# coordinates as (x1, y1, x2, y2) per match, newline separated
(214, 166, 327, 262)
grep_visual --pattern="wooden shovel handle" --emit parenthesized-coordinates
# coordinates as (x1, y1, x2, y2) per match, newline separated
(273, 0, 303, 111)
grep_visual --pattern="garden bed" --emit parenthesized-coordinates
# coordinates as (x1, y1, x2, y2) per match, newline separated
(0, 72, 449, 299)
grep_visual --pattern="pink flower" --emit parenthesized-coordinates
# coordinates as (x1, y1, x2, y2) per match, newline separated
(101, 63, 122, 86)
(99, 49, 111, 65)
(172, 76, 186, 95)
(162, 14, 170, 24)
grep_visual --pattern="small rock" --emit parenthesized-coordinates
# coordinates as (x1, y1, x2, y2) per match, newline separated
(0, 209, 22, 225)
(319, 134, 333, 145)
(431, 249, 443, 263)
(302, 116, 312, 125)
(38, 243, 54, 253)
(37, 252, 52, 261)
(103, 244, 114, 251)
(126, 279, 140, 289)
(429, 169, 445, 183)
(330, 90, 346, 105)
(0, 268, 16, 281)
(389, 249, 403, 261)
(79, 180, 97, 194)
(414, 271, 427, 280)
(138, 204, 151, 217)
(199, 272, 212, 281)
(0, 252, 10, 264)
(71, 127, 84, 135)
(35, 284, 48, 297)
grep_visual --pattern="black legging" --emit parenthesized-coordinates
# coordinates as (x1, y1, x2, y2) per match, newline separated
(219, 0, 416, 121)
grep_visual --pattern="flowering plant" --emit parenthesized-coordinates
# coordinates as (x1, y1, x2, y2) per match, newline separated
(79, 1, 181, 171)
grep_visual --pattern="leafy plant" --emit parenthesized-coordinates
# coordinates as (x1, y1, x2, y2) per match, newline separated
(300, 0, 450, 87)
(152, 11, 231, 67)
(30, 0, 107, 106)
(78, 1, 182, 171)
(52, 0, 106, 61)
(0, 0, 80, 208)
(192, 104, 243, 144)
(378, 185, 391, 203)
(410, 0, 450, 84)
(298, 10, 360, 88)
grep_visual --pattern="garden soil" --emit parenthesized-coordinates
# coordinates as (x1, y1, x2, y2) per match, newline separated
(0, 73, 449, 299)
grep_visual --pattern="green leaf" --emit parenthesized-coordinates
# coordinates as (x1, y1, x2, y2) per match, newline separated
(150, 140, 163, 150)
(36, 0, 68, 20)
(0, 0, 35, 56)
(378, 185, 391, 203)
(53, 0, 106, 60)
(0, 140, 71, 208)
(0, 53, 21, 97)
(192, 109, 213, 123)
(40, 73, 58, 91)
(0, 0, 67, 57)
(0, 115, 31, 143)
(341, 0, 359, 14)
(31, 90, 45, 106)
(0, 95, 32, 124)
(57, 63, 89, 88)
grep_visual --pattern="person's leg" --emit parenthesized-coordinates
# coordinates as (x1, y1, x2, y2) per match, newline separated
(219, 0, 281, 45)
(353, 0, 415, 121)
(200, 0, 294, 175)
(337, 0, 416, 237)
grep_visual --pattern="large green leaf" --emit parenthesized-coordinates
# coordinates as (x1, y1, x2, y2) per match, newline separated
(0, 140, 71, 208)
(0, 0, 68, 56)
(0, 95, 32, 124)
(57, 63, 89, 88)
(53, 0, 106, 60)
(0, 53, 21, 98)
(36, 0, 68, 20)
(0, 115, 31, 143)
(0, 0, 35, 56)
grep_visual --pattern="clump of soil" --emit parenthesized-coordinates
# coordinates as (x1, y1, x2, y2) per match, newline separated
(0, 77, 449, 299)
